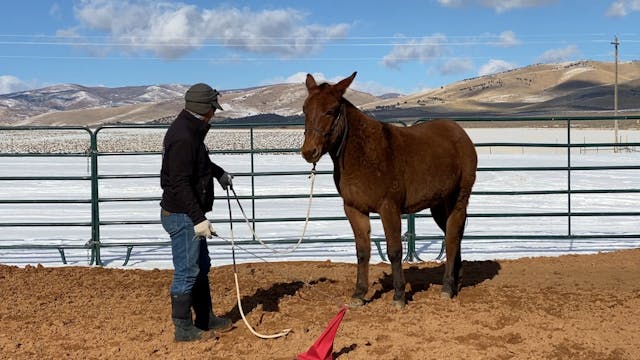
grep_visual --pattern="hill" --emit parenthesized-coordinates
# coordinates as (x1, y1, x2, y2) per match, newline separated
(1, 60, 639, 127)
(0, 83, 378, 127)
(364, 60, 640, 118)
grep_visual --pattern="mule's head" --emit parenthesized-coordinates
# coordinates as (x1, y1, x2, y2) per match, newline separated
(301, 72, 356, 164)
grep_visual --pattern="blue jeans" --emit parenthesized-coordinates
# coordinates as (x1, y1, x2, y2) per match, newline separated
(161, 210, 211, 295)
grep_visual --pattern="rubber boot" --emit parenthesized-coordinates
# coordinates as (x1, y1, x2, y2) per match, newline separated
(192, 279, 233, 332)
(171, 293, 203, 342)
(207, 310, 233, 332)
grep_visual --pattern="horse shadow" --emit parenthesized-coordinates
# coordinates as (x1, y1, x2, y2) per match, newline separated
(330, 261, 501, 358)
(370, 260, 501, 303)
(220, 260, 500, 322)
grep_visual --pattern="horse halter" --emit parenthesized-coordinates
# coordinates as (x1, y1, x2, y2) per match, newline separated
(304, 102, 348, 156)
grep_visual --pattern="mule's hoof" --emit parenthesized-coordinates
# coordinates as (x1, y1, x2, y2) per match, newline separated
(392, 299, 406, 309)
(348, 297, 365, 308)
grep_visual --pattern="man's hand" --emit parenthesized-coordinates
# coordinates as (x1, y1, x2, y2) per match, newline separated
(218, 172, 233, 190)
(194, 220, 217, 238)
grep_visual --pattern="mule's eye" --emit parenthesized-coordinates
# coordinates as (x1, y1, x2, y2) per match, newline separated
(325, 109, 337, 117)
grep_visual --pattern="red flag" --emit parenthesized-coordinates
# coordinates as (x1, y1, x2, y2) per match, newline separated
(297, 306, 348, 360)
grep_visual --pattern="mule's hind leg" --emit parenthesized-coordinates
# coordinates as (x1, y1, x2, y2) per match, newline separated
(344, 205, 371, 307)
(430, 203, 449, 258)
(430, 203, 448, 234)
(441, 197, 469, 299)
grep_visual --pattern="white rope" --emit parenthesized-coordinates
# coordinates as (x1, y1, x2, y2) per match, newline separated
(232, 271, 292, 339)
(228, 209, 292, 339)
(215, 233, 341, 303)
(224, 174, 306, 339)
(223, 167, 321, 339)
(232, 168, 317, 254)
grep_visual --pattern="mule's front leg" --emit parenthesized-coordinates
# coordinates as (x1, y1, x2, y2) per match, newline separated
(344, 205, 371, 307)
(379, 202, 406, 308)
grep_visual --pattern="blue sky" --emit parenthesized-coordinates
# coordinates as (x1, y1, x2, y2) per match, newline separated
(1, 0, 639, 95)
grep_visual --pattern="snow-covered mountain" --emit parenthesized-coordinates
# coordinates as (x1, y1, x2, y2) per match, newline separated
(0, 83, 380, 126)
(0, 84, 189, 123)
(2, 60, 639, 127)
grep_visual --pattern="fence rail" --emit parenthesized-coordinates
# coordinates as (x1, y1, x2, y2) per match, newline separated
(1, 115, 639, 265)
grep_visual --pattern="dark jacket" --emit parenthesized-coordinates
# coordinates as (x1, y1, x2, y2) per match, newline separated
(160, 110, 225, 224)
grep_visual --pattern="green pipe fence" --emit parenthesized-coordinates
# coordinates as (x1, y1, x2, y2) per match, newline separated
(1, 115, 639, 265)
(0, 126, 96, 263)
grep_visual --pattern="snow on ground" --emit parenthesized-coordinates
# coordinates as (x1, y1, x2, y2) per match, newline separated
(0, 128, 638, 268)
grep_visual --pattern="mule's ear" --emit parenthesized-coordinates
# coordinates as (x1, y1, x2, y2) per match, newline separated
(305, 74, 317, 91)
(334, 71, 357, 96)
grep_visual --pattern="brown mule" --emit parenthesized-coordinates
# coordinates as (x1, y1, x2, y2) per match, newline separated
(301, 72, 477, 308)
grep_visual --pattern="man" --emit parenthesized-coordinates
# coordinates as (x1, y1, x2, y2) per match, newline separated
(160, 83, 234, 342)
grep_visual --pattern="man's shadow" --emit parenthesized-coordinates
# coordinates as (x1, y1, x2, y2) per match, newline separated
(370, 260, 501, 303)
(222, 277, 331, 322)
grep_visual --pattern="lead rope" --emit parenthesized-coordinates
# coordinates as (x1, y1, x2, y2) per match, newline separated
(226, 187, 292, 339)
(231, 164, 318, 254)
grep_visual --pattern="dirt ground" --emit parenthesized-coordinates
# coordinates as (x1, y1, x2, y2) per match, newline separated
(1, 249, 639, 360)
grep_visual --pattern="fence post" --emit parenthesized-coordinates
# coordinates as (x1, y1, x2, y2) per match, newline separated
(89, 131, 102, 265)
(250, 128, 256, 240)
(403, 213, 423, 262)
(567, 118, 573, 246)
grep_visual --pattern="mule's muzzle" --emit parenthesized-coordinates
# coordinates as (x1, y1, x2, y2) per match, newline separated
(301, 147, 321, 164)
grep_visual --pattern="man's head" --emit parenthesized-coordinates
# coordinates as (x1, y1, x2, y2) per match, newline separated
(184, 83, 224, 117)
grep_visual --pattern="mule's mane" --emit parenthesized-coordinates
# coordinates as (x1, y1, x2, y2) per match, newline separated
(341, 97, 355, 107)
(328, 97, 371, 159)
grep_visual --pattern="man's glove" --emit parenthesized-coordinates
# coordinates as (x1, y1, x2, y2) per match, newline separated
(194, 220, 217, 238)
(217, 172, 233, 190)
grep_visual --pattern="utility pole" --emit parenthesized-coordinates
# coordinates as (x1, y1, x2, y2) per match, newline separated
(611, 35, 619, 150)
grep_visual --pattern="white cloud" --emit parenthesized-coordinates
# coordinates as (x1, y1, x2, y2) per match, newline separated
(351, 80, 403, 96)
(264, 72, 341, 86)
(438, 58, 474, 75)
(478, 59, 517, 76)
(382, 34, 448, 69)
(263, 72, 400, 96)
(498, 30, 520, 47)
(606, 0, 640, 17)
(63, 0, 350, 59)
(438, 0, 555, 13)
(281, 72, 313, 84)
(49, 3, 62, 19)
(536, 45, 579, 63)
(0, 76, 35, 95)
(437, 0, 465, 6)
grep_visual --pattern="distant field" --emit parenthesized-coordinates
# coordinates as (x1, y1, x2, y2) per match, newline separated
(0, 127, 638, 155)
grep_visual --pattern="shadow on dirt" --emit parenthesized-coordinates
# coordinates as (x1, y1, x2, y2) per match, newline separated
(370, 260, 501, 303)
(223, 278, 333, 322)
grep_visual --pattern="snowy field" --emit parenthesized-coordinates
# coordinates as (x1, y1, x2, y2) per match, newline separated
(0, 127, 639, 268)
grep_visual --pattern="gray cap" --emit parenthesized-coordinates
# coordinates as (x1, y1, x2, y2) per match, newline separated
(184, 83, 224, 114)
